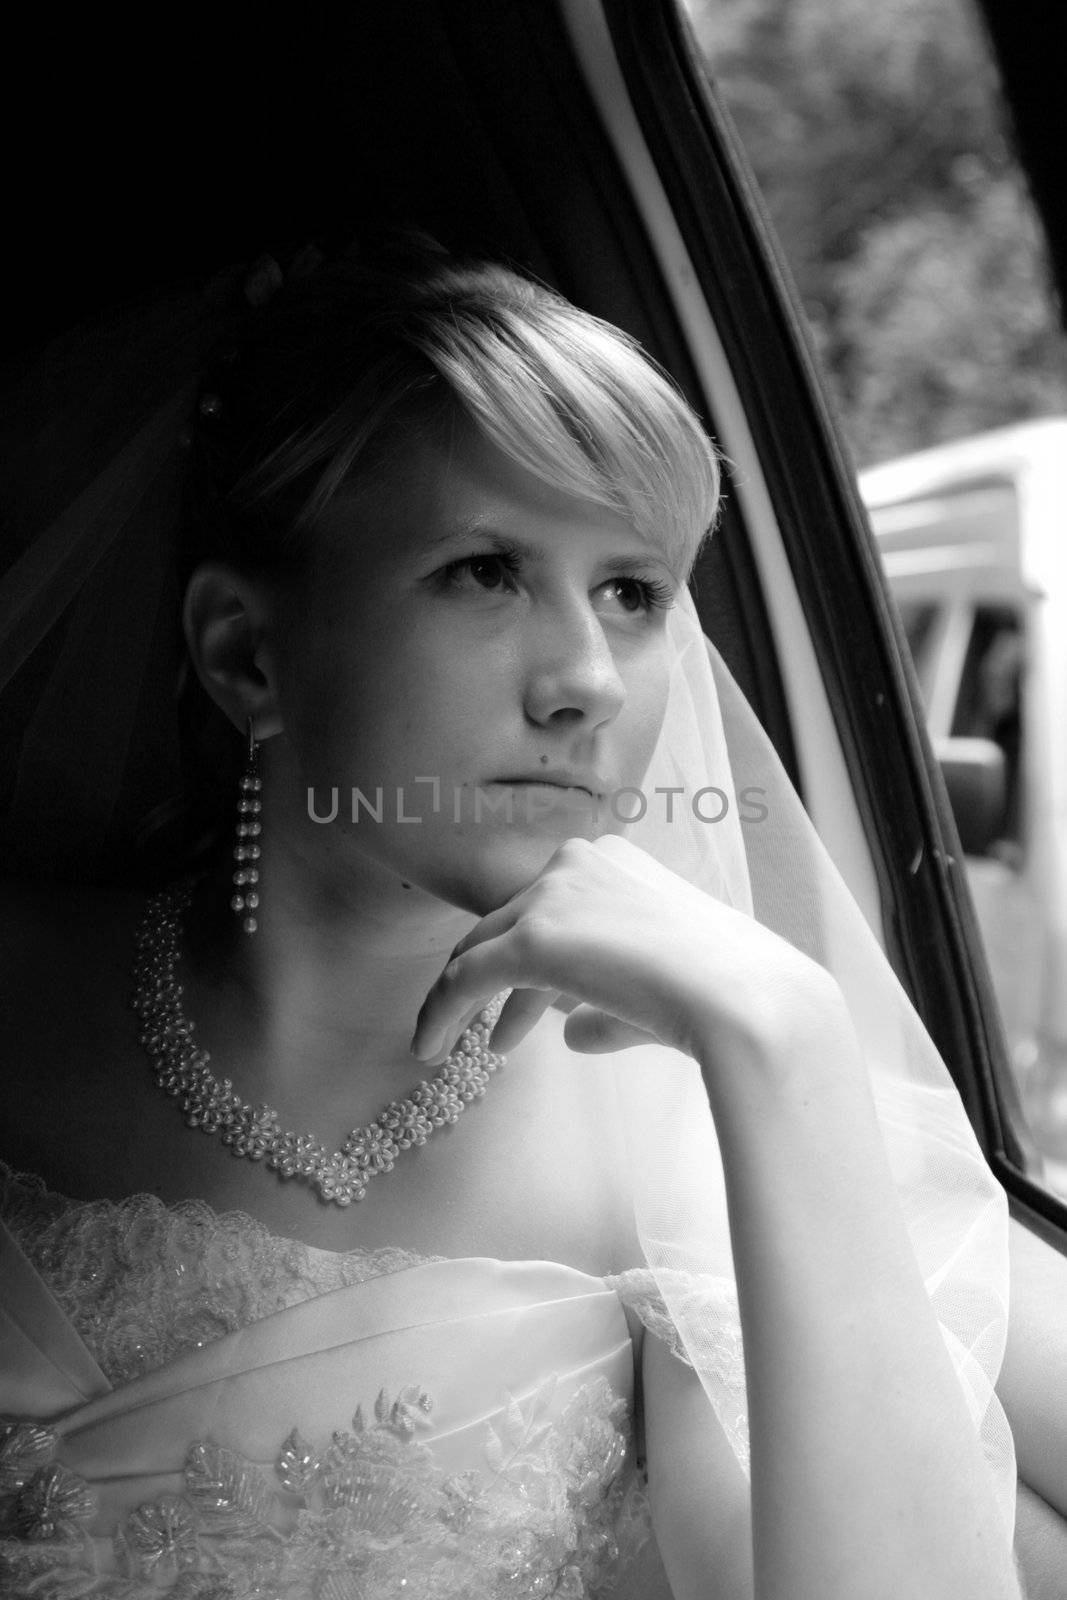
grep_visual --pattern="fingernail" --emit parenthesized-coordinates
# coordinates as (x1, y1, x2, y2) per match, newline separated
(412, 1031, 443, 1062)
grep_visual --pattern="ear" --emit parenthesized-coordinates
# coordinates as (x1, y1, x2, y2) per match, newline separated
(182, 562, 285, 741)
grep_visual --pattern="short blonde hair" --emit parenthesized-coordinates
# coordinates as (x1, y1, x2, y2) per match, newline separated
(194, 252, 721, 578)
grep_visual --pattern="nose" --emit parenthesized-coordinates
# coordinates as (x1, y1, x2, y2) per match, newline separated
(522, 599, 627, 730)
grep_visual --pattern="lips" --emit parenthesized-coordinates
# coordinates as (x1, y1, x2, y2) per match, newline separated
(496, 772, 605, 798)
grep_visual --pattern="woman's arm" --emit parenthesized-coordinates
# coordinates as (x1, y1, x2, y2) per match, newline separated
(999, 1216, 1067, 1596)
(1014, 1480, 1067, 1600)
(693, 974, 1019, 1600)
(414, 834, 1021, 1600)
(641, 1329, 754, 1600)
(1001, 1217, 1067, 1522)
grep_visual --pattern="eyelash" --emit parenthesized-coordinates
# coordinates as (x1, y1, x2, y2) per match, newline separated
(438, 550, 675, 616)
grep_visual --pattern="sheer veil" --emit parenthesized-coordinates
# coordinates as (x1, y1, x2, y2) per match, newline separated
(618, 593, 1014, 1529)
(0, 280, 1016, 1536)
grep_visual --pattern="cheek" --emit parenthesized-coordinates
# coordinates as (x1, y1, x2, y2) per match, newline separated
(276, 633, 395, 777)
(280, 626, 485, 784)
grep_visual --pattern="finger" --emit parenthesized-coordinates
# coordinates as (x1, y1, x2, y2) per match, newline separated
(449, 895, 524, 960)
(412, 929, 559, 1062)
(563, 1004, 659, 1055)
(487, 986, 561, 1055)
(412, 992, 497, 1067)
(412, 942, 510, 1061)
(411, 901, 528, 1062)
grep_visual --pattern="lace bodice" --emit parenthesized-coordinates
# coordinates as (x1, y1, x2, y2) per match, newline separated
(0, 1163, 439, 1387)
(0, 1164, 688, 1599)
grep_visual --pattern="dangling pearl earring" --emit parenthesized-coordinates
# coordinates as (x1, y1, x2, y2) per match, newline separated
(230, 716, 262, 933)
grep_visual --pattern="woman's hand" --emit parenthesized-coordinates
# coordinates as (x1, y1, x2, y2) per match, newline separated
(410, 832, 842, 1073)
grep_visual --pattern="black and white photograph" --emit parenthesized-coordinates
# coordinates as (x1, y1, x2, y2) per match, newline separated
(2, 3, 1066, 1596)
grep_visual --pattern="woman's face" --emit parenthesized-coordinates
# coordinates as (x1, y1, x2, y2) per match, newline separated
(267, 417, 682, 914)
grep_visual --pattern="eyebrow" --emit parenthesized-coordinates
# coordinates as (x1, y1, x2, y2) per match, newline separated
(419, 525, 681, 580)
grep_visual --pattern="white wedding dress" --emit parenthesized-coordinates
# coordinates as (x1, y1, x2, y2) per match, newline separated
(0, 1160, 720, 1599)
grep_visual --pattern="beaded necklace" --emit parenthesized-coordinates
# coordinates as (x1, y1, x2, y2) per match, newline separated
(130, 880, 506, 1207)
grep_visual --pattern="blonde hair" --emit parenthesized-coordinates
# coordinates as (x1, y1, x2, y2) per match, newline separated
(196, 254, 721, 578)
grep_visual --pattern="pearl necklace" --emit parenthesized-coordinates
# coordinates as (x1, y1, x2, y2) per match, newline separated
(130, 880, 507, 1207)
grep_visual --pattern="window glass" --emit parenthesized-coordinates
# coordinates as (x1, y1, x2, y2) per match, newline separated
(682, 0, 1067, 465)
(684, 0, 1067, 1196)
(896, 601, 939, 684)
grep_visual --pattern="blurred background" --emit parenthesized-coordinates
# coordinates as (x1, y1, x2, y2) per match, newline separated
(684, 0, 1067, 1195)
(685, 0, 1067, 465)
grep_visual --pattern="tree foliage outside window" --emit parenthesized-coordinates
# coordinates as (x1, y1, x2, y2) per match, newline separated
(685, 0, 1067, 466)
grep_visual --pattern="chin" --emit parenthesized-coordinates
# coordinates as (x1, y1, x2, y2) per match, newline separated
(411, 829, 581, 916)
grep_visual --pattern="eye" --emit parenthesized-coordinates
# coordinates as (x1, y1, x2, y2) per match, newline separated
(598, 576, 676, 616)
(438, 552, 522, 595)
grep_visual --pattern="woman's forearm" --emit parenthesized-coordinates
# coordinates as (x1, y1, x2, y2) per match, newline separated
(696, 983, 1020, 1600)
(1001, 1217, 1067, 1520)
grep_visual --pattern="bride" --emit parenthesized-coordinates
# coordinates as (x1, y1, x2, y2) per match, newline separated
(0, 246, 1021, 1597)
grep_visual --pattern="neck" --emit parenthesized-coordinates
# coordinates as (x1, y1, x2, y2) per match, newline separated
(184, 830, 480, 1099)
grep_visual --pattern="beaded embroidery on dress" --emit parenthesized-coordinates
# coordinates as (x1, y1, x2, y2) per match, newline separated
(0, 1163, 438, 1386)
(0, 1383, 644, 1600)
(0, 1163, 718, 1599)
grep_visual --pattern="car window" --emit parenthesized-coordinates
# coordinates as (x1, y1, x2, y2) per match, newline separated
(681, 0, 1067, 1207)
(897, 602, 939, 678)
(951, 605, 1024, 834)
(680, 0, 1067, 466)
